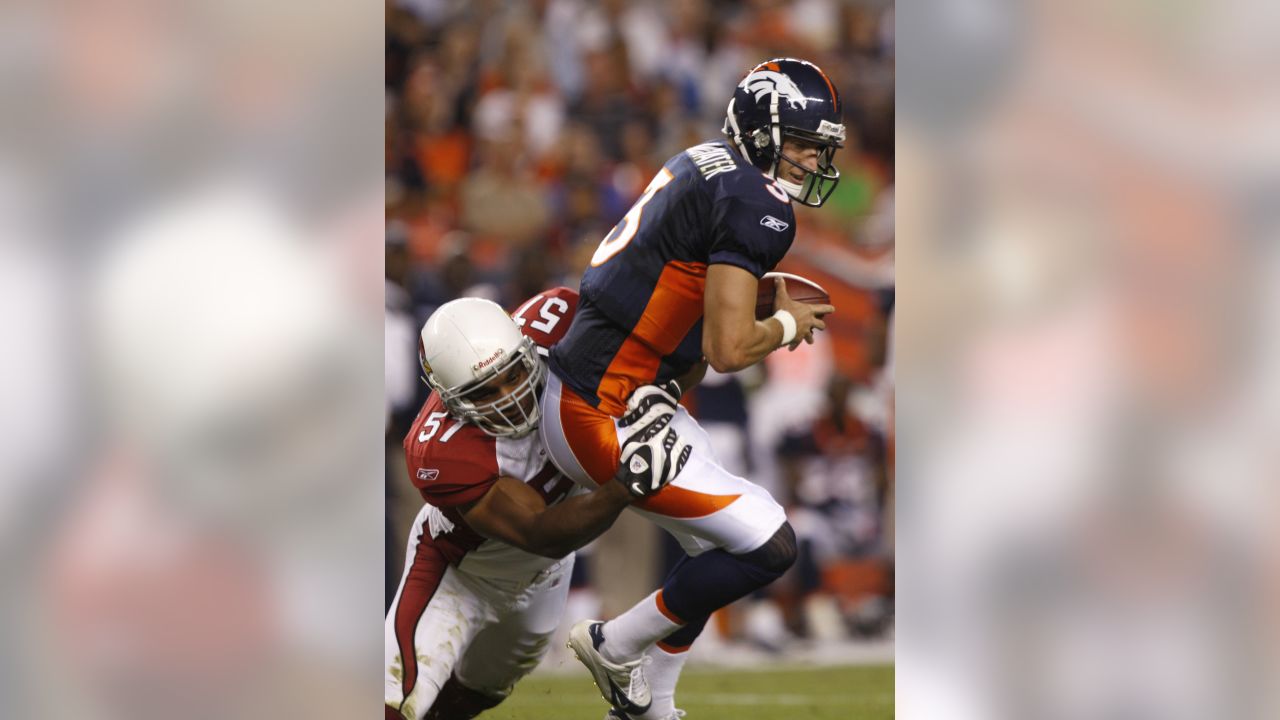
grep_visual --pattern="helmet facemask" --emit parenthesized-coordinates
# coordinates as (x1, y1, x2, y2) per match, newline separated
(425, 336, 546, 438)
(751, 126, 842, 208)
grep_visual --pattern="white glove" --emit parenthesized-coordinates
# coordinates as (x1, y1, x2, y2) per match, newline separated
(616, 423, 692, 499)
(617, 380, 682, 437)
(615, 380, 690, 499)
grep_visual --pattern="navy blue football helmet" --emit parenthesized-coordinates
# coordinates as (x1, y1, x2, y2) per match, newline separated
(722, 58, 845, 207)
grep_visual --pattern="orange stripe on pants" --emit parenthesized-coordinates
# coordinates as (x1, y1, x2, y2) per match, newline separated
(557, 383, 740, 520)
(557, 385, 622, 484)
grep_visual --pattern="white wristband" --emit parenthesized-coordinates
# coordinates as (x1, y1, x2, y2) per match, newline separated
(771, 309, 797, 345)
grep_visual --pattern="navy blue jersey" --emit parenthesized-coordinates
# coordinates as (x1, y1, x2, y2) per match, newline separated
(549, 139, 797, 415)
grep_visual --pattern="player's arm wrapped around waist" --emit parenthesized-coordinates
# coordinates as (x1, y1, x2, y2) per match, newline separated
(459, 385, 690, 558)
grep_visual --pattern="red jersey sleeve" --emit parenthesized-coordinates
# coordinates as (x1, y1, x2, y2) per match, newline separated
(403, 395, 500, 509)
(511, 287, 579, 351)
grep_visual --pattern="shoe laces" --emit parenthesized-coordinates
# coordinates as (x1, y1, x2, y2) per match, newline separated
(627, 654, 653, 690)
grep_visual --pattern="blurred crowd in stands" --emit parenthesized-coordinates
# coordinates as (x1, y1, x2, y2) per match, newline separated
(386, 0, 895, 651)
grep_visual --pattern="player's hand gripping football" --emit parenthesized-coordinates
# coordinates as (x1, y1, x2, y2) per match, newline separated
(773, 276, 835, 351)
(614, 381, 692, 499)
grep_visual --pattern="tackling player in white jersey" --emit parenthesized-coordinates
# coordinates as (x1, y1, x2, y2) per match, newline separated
(385, 288, 693, 720)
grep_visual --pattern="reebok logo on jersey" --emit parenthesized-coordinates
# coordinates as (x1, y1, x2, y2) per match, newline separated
(760, 215, 789, 232)
(417, 468, 440, 482)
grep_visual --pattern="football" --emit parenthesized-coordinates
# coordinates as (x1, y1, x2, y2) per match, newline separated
(755, 272, 832, 320)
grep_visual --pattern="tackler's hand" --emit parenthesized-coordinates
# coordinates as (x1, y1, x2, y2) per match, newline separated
(615, 421, 691, 500)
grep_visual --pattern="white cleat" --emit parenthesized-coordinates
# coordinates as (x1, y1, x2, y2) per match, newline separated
(567, 620, 652, 715)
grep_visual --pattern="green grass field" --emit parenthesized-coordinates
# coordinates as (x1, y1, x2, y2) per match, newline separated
(488, 665, 894, 720)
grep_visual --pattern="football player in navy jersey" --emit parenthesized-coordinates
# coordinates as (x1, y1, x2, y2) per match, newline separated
(539, 59, 843, 719)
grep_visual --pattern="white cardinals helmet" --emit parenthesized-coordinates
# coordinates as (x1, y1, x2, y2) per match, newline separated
(418, 297, 545, 438)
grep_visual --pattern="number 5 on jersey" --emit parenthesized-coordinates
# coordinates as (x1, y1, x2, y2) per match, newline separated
(513, 295, 569, 334)
(591, 168, 675, 267)
(418, 411, 465, 444)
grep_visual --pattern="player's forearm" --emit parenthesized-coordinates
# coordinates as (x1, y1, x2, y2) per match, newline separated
(521, 482, 632, 558)
(703, 265, 788, 372)
(703, 318, 785, 373)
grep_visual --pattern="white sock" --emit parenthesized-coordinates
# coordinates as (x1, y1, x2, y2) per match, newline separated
(600, 590, 683, 663)
(634, 644, 691, 719)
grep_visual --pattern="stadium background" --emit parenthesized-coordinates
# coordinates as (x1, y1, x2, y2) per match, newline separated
(384, 0, 894, 714)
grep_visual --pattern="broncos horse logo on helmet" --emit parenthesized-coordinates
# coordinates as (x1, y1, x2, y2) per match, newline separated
(740, 70, 809, 110)
(723, 58, 845, 207)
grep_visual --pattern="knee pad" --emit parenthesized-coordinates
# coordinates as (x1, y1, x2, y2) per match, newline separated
(423, 674, 506, 720)
(740, 521, 798, 576)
